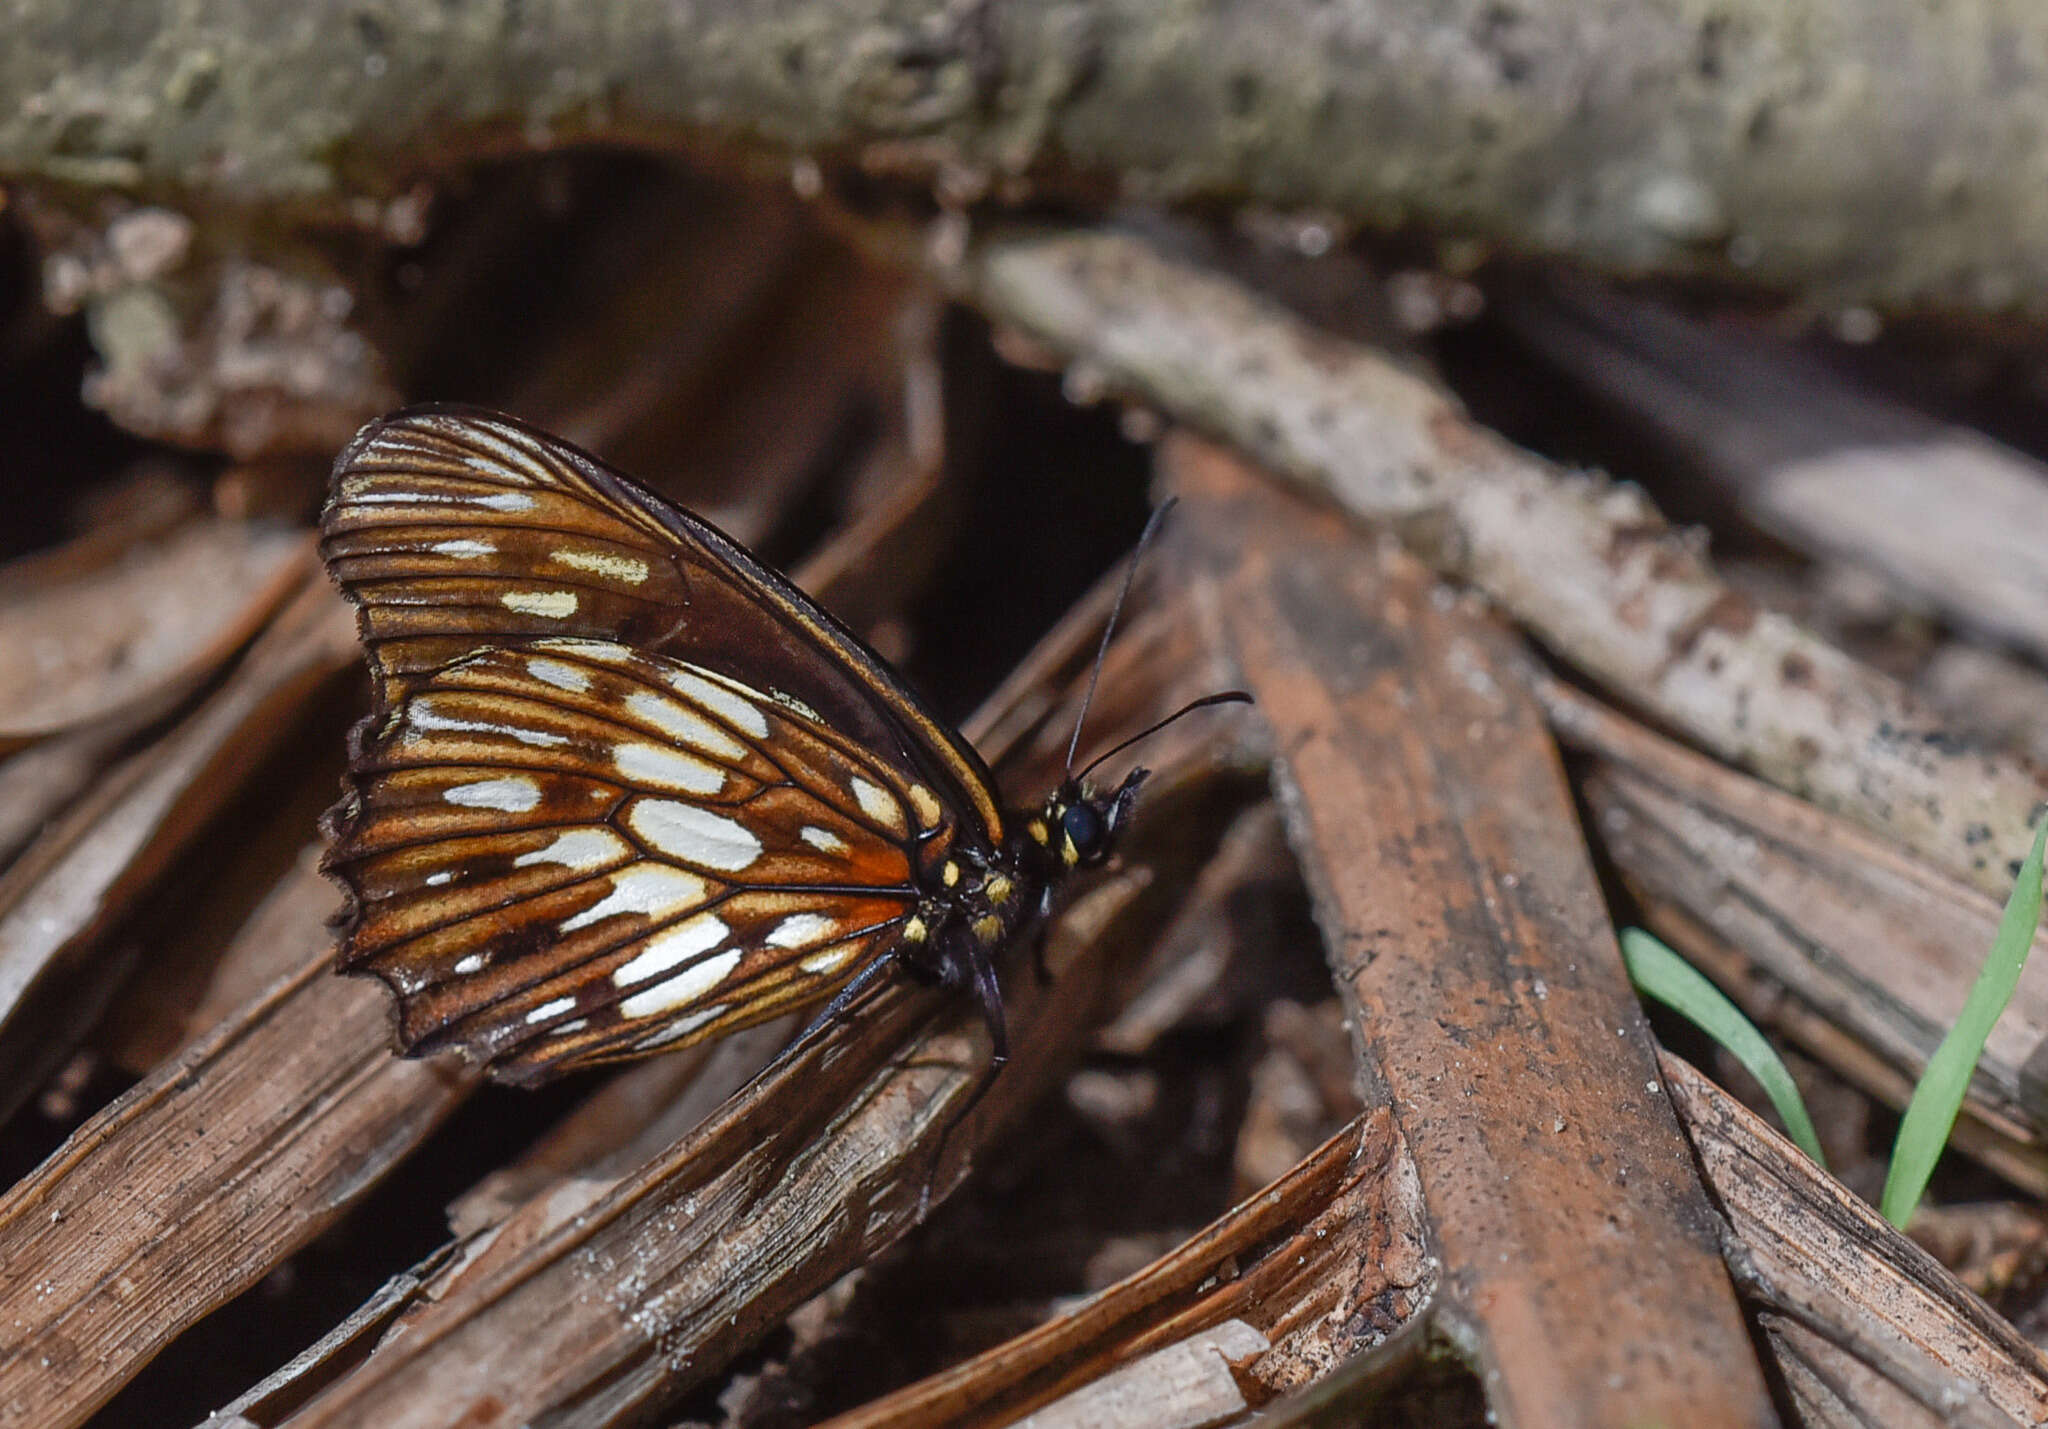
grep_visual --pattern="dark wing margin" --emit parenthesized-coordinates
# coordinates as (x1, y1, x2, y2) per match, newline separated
(320, 404, 1005, 850)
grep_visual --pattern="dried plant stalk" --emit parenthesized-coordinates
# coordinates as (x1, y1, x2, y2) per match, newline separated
(948, 226, 2048, 905)
(1663, 1052, 2048, 1427)
(1166, 438, 1773, 1427)
(1549, 677, 2048, 1189)
(1496, 282, 2048, 664)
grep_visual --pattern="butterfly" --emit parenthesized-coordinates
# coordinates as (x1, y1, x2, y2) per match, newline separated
(318, 405, 1242, 1086)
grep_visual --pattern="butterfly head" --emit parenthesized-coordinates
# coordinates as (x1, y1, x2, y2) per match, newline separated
(1041, 767, 1149, 870)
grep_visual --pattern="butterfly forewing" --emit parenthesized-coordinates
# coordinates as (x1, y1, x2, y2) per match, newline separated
(322, 407, 1003, 845)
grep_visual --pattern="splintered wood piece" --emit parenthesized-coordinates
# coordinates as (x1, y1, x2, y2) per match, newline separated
(1662, 1052, 2048, 1427)
(1010, 1320, 1270, 1429)
(1166, 436, 1773, 1428)
(267, 561, 1256, 1429)
(953, 228, 2048, 906)
(0, 951, 480, 1429)
(1550, 678, 2048, 1187)
(0, 518, 311, 743)
(192, 1244, 462, 1429)
(816, 1114, 1424, 1429)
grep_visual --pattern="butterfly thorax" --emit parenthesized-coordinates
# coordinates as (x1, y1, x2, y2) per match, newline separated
(894, 768, 1148, 998)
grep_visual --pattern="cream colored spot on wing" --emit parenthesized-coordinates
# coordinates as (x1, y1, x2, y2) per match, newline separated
(526, 657, 591, 693)
(667, 666, 770, 738)
(766, 912, 836, 949)
(623, 690, 748, 761)
(512, 828, 624, 871)
(613, 913, 728, 988)
(526, 996, 577, 1025)
(410, 697, 568, 747)
(549, 548, 651, 584)
(626, 800, 763, 872)
(559, 865, 709, 933)
(770, 689, 823, 723)
(430, 538, 495, 558)
(443, 775, 541, 812)
(349, 487, 438, 504)
(800, 826, 848, 855)
(849, 777, 900, 830)
(470, 490, 536, 512)
(906, 783, 943, 827)
(501, 589, 579, 619)
(536, 637, 633, 665)
(632, 1004, 724, 1049)
(614, 742, 725, 795)
(800, 944, 858, 976)
(619, 948, 742, 1019)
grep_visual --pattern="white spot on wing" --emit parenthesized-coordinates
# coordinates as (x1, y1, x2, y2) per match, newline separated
(624, 690, 748, 761)
(444, 776, 541, 812)
(526, 657, 591, 692)
(410, 697, 568, 747)
(667, 666, 770, 738)
(626, 801, 763, 872)
(632, 1005, 724, 1049)
(453, 954, 484, 975)
(501, 590, 579, 618)
(430, 538, 495, 558)
(614, 742, 725, 795)
(619, 948, 742, 1019)
(424, 871, 454, 887)
(849, 777, 900, 829)
(527, 996, 577, 1024)
(612, 914, 728, 987)
(549, 548, 651, 584)
(471, 491, 536, 512)
(512, 828, 623, 870)
(560, 865, 709, 932)
(800, 826, 848, 855)
(800, 945, 857, 975)
(767, 912, 835, 949)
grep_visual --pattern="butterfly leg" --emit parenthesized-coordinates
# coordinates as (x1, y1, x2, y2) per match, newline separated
(783, 946, 904, 1061)
(917, 947, 1009, 1223)
(1027, 922, 1054, 987)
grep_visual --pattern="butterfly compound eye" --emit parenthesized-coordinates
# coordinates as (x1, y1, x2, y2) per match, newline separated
(1061, 802, 1105, 861)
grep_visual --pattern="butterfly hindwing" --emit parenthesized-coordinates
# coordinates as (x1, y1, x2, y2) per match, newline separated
(324, 636, 934, 1080)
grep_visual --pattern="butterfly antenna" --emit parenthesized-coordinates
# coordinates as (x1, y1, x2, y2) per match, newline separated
(1065, 499, 1178, 778)
(1075, 689, 1253, 783)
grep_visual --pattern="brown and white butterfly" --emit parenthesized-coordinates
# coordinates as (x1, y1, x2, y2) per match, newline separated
(320, 406, 1231, 1085)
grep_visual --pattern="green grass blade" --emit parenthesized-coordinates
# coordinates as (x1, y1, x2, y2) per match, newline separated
(1620, 928, 1827, 1168)
(1880, 818, 2048, 1229)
